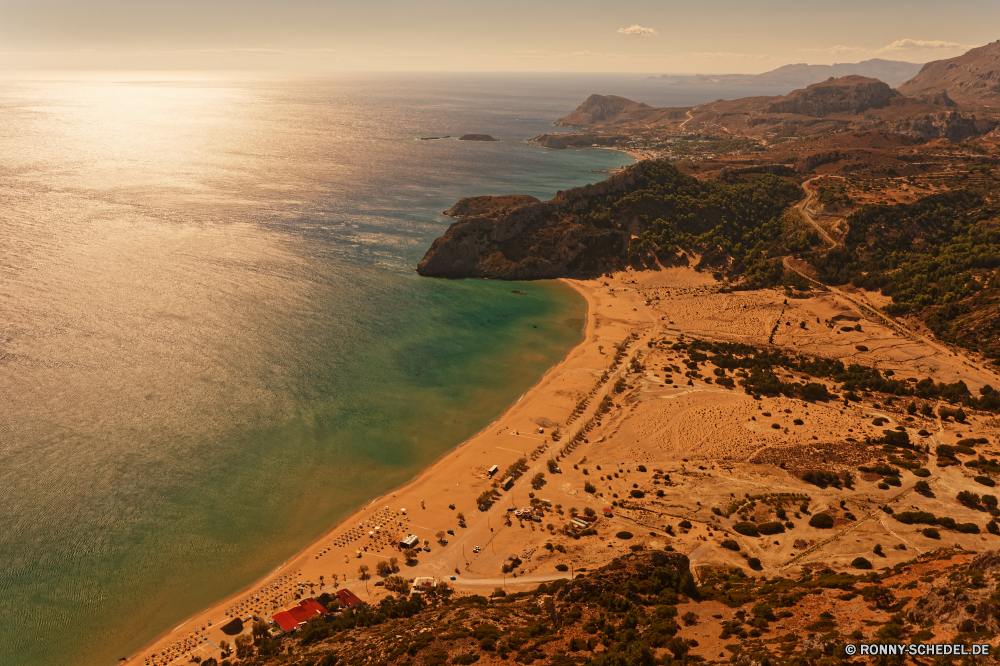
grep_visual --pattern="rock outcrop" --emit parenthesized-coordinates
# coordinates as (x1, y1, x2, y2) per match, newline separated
(417, 164, 654, 279)
(765, 76, 901, 116)
(555, 94, 658, 128)
(458, 134, 499, 141)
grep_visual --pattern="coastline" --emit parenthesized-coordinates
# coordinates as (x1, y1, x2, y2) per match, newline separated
(125, 259, 1000, 665)
(125, 278, 596, 666)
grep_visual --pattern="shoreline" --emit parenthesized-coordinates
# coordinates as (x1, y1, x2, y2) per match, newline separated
(125, 260, 1000, 666)
(125, 278, 596, 666)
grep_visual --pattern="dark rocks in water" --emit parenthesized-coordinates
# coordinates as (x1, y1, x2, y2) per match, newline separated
(458, 134, 499, 141)
(419, 135, 450, 140)
(512, 290, 526, 295)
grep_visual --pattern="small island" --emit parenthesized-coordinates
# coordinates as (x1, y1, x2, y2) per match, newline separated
(458, 134, 499, 141)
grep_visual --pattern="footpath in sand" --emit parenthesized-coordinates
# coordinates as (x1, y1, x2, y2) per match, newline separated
(129, 265, 1000, 665)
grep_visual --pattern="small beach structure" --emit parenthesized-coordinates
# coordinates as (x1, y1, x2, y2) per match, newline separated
(411, 576, 438, 593)
(501, 476, 513, 490)
(272, 598, 327, 633)
(487, 465, 499, 478)
(400, 534, 420, 549)
(335, 589, 364, 608)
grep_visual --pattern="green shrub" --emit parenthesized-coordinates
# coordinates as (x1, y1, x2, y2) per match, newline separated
(975, 476, 996, 487)
(733, 522, 760, 537)
(555, 564, 568, 572)
(809, 514, 835, 529)
(852, 557, 873, 570)
(913, 468, 931, 477)
(615, 531, 633, 540)
(922, 528, 940, 539)
(720, 539, 740, 551)
(757, 521, 786, 535)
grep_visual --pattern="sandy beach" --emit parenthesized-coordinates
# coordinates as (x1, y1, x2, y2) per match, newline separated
(127, 264, 1000, 665)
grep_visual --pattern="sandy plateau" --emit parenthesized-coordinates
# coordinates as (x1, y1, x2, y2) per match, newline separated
(129, 266, 1000, 665)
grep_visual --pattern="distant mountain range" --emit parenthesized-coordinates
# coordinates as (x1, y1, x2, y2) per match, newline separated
(651, 58, 924, 89)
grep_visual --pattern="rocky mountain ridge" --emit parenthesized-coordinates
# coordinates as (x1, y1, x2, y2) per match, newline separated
(899, 40, 1000, 107)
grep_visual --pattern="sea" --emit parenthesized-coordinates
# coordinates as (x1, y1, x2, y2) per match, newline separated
(0, 72, 794, 666)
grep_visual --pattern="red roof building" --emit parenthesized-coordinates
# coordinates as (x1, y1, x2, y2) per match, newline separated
(335, 589, 364, 608)
(272, 597, 327, 633)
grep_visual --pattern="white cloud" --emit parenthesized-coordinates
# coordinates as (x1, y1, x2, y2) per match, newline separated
(617, 25, 658, 37)
(799, 45, 871, 56)
(690, 52, 772, 60)
(878, 39, 975, 52)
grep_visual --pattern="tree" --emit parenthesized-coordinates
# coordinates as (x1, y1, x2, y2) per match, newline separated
(436, 530, 447, 544)
(218, 640, 230, 656)
(252, 619, 270, 639)
(547, 459, 559, 473)
(384, 575, 410, 595)
(319, 574, 325, 588)
(531, 472, 546, 489)
(456, 512, 466, 523)
(376, 560, 392, 577)
(403, 547, 418, 563)
(358, 564, 370, 594)
(234, 634, 253, 658)
(584, 507, 596, 517)
(388, 557, 399, 572)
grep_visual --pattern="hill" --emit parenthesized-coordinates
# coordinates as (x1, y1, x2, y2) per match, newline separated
(207, 548, 1000, 666)
(764, 75, 900, 116)
(416, 161, 800, 280)
(898, 40, 1000, 107)
(658, 58, 924, 88)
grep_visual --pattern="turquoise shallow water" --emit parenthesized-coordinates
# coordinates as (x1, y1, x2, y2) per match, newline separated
(0, 73, 634, 666)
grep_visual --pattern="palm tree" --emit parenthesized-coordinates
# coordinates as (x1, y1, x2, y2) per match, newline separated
(319, 575, 325, 588)
(358, 564, 371, 595)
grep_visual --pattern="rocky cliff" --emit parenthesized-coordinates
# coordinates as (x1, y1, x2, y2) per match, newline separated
(899, 40, 1000, 106)
(417, 166, 645, 279)
(765, 76, 900, 116)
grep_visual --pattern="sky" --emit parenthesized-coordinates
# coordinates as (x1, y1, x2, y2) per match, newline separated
(1, 0, 998, 72)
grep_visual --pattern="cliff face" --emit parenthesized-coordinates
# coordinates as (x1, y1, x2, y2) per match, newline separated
(765, 76, 901, 116)
(417, 166, 647, 279)
(899, 40, 1000, 106)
